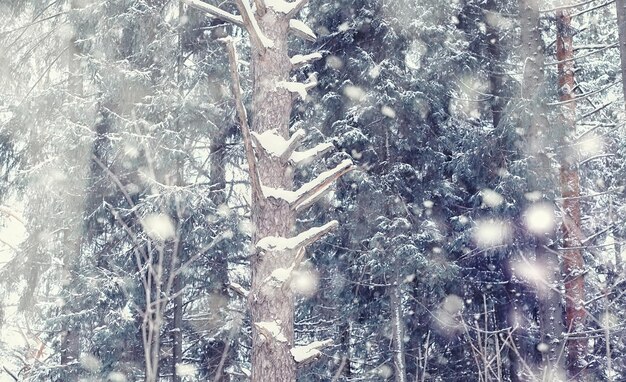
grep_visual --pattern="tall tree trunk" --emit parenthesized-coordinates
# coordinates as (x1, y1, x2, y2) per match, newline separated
(182, 2, 351, 380)
(248, 12, 296, 381)
(517, 1, 566, 380)
(60, 0, 86, 374)
(519, 0, 565, 377)
(556, 9, 586, 380)
(616, 0, 626, 113)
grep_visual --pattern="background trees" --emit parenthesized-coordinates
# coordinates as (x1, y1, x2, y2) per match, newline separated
(1, 0, 626, 381)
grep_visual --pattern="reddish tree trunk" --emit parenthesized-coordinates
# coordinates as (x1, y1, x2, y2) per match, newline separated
(556, 9, 586, 380)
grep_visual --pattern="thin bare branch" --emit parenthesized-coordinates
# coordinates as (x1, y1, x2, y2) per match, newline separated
(221, 37, 265, 205)
(181, 0, 244, 26)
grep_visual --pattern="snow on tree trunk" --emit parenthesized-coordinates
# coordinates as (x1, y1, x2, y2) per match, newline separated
(556, 9, 587, 380)
(247, 8, 297, 380)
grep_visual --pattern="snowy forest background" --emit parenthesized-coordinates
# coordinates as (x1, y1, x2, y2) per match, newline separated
(0, 0, 625, 381)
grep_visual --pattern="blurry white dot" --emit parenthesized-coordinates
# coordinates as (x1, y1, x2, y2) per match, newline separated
(377, 365, 393, 378)
(338, 22, 350, 32)
(442, 294, 464, 314)
(537, 343, 549, 352)
(423, 200, 434, 208)
(576, 133, 603, 158)
(481, 189, 504, 208)
(368, 65, 381, 79)
(343, 85, 366, 101)
(524, 191, 542, 202)
(524, 204, 555, 235)
(108, 372, 127, 382)
(326, 55, 343, 70)
(175, 363, 198, 377)
(291, 268, 319, 298)
(474, 220, 510, 248)
(80, 354, 101, 372)
(381, 105, 396, 118)
(141, 214, 176, 241)
(513, 259, 546, 284)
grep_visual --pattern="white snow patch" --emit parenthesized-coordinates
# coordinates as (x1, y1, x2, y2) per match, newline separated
(252, 129, 304, 158)
(141, 214, 176, 241)
(255, 320, 287, 342)
(524, 203, 555, 235)
(265, 0, 298, 14)
(290, 19, 316, 41)
(290, 339, 333, 363)
(277, 81, 309, 100)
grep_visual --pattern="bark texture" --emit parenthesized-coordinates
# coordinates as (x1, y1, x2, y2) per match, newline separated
(248, 10, 297, 382)
(556, 9, 586, 381)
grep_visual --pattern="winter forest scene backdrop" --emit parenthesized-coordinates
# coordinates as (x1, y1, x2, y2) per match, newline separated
(2, 0, 626, 381)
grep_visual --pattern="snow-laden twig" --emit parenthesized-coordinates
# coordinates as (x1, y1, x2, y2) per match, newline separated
(228, 282, 250, 297)
(290, 339, 333, 363)
(292, 159, 353, 211)
(290, 142, 334, 165)
(261, 159, 352, 209)
(289, 19, 316, 41)
(286, 0, 309, 18)
(290, 52, 323, 67)
(0, 205, 25, 225)
(256, 221, 338, 252)
(181, 0, 244, 26)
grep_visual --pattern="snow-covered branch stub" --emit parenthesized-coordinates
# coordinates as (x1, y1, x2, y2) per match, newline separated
(251, 128, 305, 161)
(292, 159, 353, 211)
(290, 142, 334, 166)
(256, 220, 338, 252)
(290, 52, 323, 68)
(235, 0, 274, 49)
(290, 339, 333, 364)
(289, 19, 316, 41)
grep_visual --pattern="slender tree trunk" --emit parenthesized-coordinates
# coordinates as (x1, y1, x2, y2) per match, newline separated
(60, 0, 86, 374)
(517, 1, 566, 379)
(390, 276, 407, 382)
(616, 0, 626, 113)
(556, 9, 586, 380)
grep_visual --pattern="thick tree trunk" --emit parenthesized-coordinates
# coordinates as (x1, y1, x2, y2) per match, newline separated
(248, 10, 296, 382)
(616, 0, 626, 113)
(556, 9, 586, 380)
